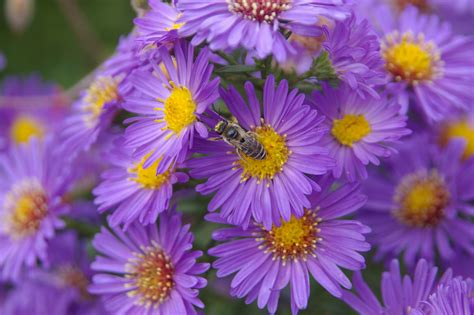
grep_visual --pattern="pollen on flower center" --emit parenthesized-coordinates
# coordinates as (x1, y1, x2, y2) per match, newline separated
(382, 31, 442, 84)
(129, 154, 172, 189)
(439, 119, 474, 160)
(228, 0, 292, 23)
(10, 116, 45, 144)
(237, 123, 290, 183)
(3, 179, 48, 239)
(83, 76, 119, 127)
(258, 211, 321, 263)
(393, 170, 450, 227)
(165, 22, 185, 31)
(125, 243, 174, 307)
(159, 84, 197, 135)
(331, 114, 371, 147)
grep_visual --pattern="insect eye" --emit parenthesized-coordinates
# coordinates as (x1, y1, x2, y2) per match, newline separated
(226, 128, 238, 139)
(240, 138, 245, 143)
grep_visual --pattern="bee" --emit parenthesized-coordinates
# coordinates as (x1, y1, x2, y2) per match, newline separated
(214, 119, 266, 160)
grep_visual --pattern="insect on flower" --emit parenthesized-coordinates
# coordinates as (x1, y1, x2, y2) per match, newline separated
(213, 118, 267, 160)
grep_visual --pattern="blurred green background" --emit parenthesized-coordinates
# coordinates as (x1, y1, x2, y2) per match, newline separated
(0, 1, 383, 314)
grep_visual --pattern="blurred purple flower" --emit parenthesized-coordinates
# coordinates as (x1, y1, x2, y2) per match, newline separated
(1, 281, 71, 315)
(361, 135, 474, 266)
(207, 176, 370, 314)
(61, 34, 140, 155)
(189, 76, 335, 229)
(0, 75, 68, 151)
(310, 83, 411, 182)
(374, 6, 474, 121)
(89, 210, 209, 314)
(0, 138, 72, 280)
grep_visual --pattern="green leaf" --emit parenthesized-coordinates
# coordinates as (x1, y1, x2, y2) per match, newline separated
(307, 51, 339, 86)
(215, 65, 258, 74)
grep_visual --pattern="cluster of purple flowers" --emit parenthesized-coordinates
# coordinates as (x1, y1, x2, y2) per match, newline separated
(0, 0, 473, 314)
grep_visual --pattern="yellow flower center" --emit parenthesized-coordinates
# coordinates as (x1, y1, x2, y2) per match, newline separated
(129, 155, 172, 189)
(393, 170, 449, 227)
(440, 119, 474, 160)
(259, 211, 321, 263)
(10, 116, 45, 144)
(159, 84, 197, 135)
(331, 114, 371, 147)
(83, 76, 119, 127)
(3, 179, 48, 239)
(237, 124, 290, 182)
(125, 244, 174, 307)
(165, 22, 185, 31)
(382, 31, 441, 84)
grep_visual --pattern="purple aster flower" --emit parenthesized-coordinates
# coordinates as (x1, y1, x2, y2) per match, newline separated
(177, 0, 349, 62)
(0, 138, 71, 280)
(0, 75, 68, 150)
(123, 40, 220, 174)
(437, 112, 474, 161)
(93, 138, 189, 228)
(207, 176, 370, 314)
(342, 259, 441, 314)
(1, 281, 72, 315)
(134, 0, 183, 49)
(374, 6, 474, 121)
(89, 210, 209, 314)
(189, 76, 335, 229)
(310, 83, 411, 182)
(361, 134, 474, 267)
(27, 232, 109, 315)
(322, 14, 386, 98)
(415, 277, 474, 315)
(30, 232, 94, 300)
(279, 14, 386, 98)
(61, 34, 140, 155)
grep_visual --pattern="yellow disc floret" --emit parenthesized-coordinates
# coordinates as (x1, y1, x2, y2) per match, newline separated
(331, 114, 371, 147)
(382, 31, 441, 84)
(259, 211, 322, 263)
(3, 179, 48, 239)
(83, 76, 119, 127)
(393, 170, 449, 227)
(160, 84, 197, 135)
(237, 123, 290, 183)
(440, 119, 474, 160)
(10, 116, 45, 144)
(125, 243, 174, 307)
(129, 155, 172, 190)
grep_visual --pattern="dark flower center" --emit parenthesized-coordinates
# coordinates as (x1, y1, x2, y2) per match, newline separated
(228, 0, 292, 23)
